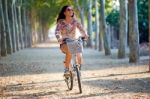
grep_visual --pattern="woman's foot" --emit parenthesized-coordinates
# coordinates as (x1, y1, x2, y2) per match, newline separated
(64, 68, 70, 76)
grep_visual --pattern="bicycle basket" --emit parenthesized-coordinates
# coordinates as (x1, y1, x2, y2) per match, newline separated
(67, 40, 83, 54)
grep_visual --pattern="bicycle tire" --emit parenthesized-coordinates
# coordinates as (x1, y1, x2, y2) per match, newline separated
(64, 71, 73, 90)
(75, 66, 82, 93)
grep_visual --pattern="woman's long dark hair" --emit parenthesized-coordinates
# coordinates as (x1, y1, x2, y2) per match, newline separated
(57, 5, 74, 23)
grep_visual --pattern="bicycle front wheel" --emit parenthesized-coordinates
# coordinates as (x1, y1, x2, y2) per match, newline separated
(75, 67, 82, 93)
(64, 71, 73, 90)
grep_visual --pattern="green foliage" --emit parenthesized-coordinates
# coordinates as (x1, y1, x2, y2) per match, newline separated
(24, 0, 74, 27)
(137, 0, 148, 43)
(97, 0, 113, 15)
(105, 0, 113, 15)
(106, 0, 148, 43)
(106, 9, 119, 26)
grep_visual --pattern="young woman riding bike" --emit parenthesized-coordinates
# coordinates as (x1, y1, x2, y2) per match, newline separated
(55, 5, 88, 75)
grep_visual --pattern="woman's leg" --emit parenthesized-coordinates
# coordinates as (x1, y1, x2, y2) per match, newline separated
(65, 52, 72, 69)
(60, 44, 72, 69)
(76, 53, 82, 65)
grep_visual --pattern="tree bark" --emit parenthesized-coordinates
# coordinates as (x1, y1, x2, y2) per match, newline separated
(98, 21, 103, 51)
(74, 0, 86, 47)
(14, 0, 20, 51)
(31, 7, 37, 45)
(74, 0, 85, 27)
(100, 0, 111, 55)
(0, 0, 7, 56)
(128, 0, 139, 63)
(118, 0, 128, 58)
(22, 2, 27, 48)
(148, 0, 150, 72)
(0, 0, 2, 57)
(4, 0, 13, 54)
(80, 8, 85, 27)
(87, 0, 93, 48)
(11, 0, 17, 52)
(27, 11, 32, 47)
(28, 22, 32, 47)
(18, 0, 24, 49)
(94, 0, 99, 49)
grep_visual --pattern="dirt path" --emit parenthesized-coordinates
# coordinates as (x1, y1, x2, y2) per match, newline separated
(0, 43, 150, 99)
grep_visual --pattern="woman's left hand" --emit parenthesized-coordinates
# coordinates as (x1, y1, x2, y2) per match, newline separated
(84, 34, 89, 40)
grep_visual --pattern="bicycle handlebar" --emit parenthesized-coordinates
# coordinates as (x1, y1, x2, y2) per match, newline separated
(63, 37, 86, 43)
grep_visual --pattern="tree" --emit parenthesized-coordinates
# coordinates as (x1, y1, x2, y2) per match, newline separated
(4, 0, 13, 54)
(14, 0, 21, 51)
(11, 0, 17, 52)
(0, 21, 1, 57)
(0, 0, 7, 56)
(87, 0, 93, 48)
(74, 0, 85, 27)
(98, 4, 103, 51)
(148, 0, 150, 72)
(94, 0, 99, 49)
(128, 0, 139, 63)
(18, 0, 24, 49)
(100, 0, 111, 55)
(118, 0, 128, 58)
(22, 0, 28, 48)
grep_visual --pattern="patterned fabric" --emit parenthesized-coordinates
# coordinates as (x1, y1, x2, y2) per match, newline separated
(55, 18, 87, 42)
(67, 40, 83, 54)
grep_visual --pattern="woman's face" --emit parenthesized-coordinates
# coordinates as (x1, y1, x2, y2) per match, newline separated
(64, 6, 74, 17)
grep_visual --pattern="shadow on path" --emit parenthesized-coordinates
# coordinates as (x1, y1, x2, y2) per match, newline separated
(0, 47, 149, 77)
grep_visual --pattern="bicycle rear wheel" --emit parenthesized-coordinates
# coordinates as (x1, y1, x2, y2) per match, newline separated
(75, 66, 82, 93)
(64, 71, 73, 90)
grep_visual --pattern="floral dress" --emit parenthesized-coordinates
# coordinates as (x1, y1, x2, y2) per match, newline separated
(55, 18, 87, 42)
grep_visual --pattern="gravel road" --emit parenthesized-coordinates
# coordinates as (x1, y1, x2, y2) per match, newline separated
(0, 43, 150, 99)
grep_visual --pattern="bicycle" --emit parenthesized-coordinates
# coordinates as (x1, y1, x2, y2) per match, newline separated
(63, 37, 85, 93)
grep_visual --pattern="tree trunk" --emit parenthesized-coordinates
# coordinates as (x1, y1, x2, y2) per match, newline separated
(0, 0, 7, 56)
(148, 0, 150, 72)
(11, 0, 17, 52)
(18, 0, 24, 49)
(14, 0, 20, 51)
(87, 0, 93, 48)
(4, 0, 13, 54)
(100, 0, 111, 55)
(80, 9, 85, 27)
(27, 11, 32, 47)
(74, 0, 87, 47)
(98, 21, 103, 51)
(37, 15, 42, 43)
(22, 4, 27, 48)
(74, 0, 85, 27)
(31, 8, 37, 45)
(95, 0, 99, 49)
(118, 0, 128, 58)
(8, 0, 14, 53)
(81, 0, 85, 27)
(42, 23, 49, 42)
(128, 0, 139, 63)
(0, 0, 2, 57)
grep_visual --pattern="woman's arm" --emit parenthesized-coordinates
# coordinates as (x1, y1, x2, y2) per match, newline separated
(55, 20, 63, 42)
(76, 20, 88, 37)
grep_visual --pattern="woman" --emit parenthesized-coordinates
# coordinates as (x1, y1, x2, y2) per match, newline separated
(55, 5, 88, 75)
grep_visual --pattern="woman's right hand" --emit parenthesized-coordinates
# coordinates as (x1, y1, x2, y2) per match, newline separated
(58, 38, 63, 44)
